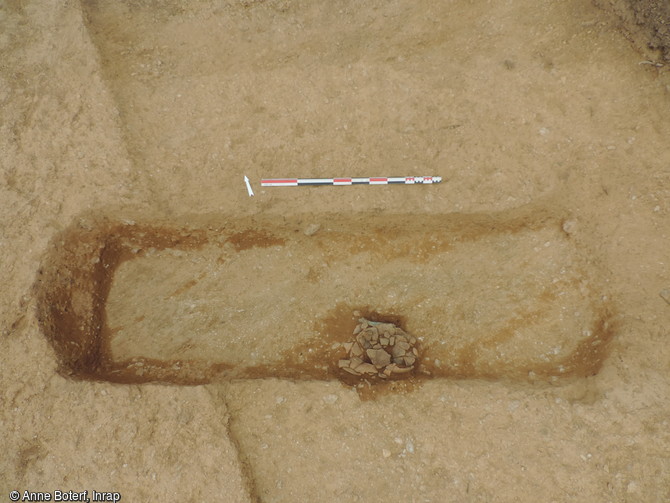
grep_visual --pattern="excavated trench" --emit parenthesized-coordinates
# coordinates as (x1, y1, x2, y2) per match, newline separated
(34, 206, 615, 395)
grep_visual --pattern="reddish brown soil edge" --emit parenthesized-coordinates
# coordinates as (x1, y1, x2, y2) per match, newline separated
(33, 208, 616, 400)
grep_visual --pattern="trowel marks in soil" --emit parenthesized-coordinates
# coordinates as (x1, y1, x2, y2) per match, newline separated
(34, 207, 614, 390)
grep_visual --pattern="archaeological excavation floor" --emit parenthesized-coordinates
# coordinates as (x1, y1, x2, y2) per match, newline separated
(2, 0, 670, 501)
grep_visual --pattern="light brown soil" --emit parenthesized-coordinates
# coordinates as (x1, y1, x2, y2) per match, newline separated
(2, 1, 670, 502)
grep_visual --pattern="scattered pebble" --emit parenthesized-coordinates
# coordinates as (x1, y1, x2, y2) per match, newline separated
(562, 219, 578, 235)
(322, 394, 339, 404)
(303, 223, 321, 236)
(660, 288, 670, 305)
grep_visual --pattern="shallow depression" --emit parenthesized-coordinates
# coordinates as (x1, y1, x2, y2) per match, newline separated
(34, 206, 615, 394)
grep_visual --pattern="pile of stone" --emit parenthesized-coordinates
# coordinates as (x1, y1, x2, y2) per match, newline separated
(338, 318, 418, 378)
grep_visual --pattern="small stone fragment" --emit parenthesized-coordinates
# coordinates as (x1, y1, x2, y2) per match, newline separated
(343, 366, 361, 375)
(379, 337, 389, 346)
(392, 344, 408, 358)
(367, 348, 391, 367)
(359, 337, 372, 349)
(562, 219, 577, 235)
(338, 359, 350, 368)
(322, 394, 339, 404)
(303, 223, 321, 236)
(660, 288, 670, 305)
(356, 362, 377, 374)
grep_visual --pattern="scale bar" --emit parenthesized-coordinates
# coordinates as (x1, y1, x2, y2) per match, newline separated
(261, 176, 442, 187)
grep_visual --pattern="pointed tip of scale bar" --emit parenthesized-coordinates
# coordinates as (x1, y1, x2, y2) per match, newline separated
(244, 175, 254, 196)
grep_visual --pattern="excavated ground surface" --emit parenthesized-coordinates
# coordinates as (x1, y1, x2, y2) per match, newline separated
(2, 0, 670, 501)
(35, 209, 614, 395)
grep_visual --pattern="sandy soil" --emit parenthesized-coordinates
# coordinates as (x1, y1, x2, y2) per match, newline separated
(2, 0, 670, 502)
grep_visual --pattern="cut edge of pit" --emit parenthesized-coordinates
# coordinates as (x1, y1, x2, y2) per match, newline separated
(33, 207, 618, 397)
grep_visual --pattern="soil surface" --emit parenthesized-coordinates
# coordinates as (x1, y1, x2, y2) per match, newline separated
(601, 0, 670, 62)
(2, 1, 670, 502)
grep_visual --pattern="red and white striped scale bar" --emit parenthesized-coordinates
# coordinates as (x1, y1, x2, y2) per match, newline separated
(261, 176, 442, 187)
